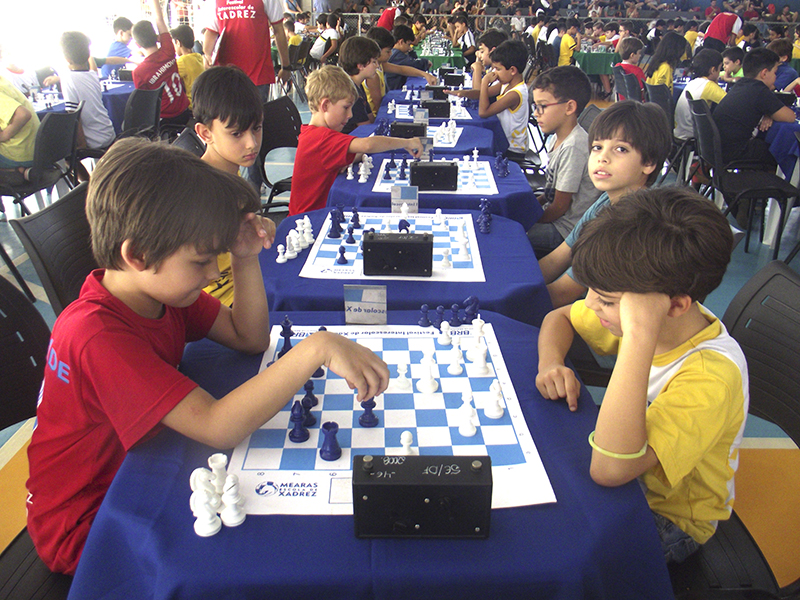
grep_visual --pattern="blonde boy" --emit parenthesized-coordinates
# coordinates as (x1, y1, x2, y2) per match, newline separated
(289, 65, 422, 215)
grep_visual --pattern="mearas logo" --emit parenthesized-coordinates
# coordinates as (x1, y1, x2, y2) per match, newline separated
(255, 481, 318, 497)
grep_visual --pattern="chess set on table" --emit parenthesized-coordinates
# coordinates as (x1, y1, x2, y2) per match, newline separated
(392, 102, 472, 120)
(370, 156, 499, 195)
(221, 320, 555, 517)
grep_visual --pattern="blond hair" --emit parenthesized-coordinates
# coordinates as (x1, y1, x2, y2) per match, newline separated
(305, 65, 359, 112)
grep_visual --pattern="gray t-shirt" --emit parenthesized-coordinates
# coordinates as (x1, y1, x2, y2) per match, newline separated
(544, 125, 601, 239)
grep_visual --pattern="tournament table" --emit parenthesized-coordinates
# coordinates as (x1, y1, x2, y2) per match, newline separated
(327, 157, 540, 230)
(351, 122, 496, 157)
(67, 310, 674, 600)
(573, 51, 621, 75)
(262, 208, 551, 327)
(34, 81, 133, 135)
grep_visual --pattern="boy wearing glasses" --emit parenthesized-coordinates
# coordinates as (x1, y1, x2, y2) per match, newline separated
(526, 66, 601, 258)
(338, 36, 381, 134)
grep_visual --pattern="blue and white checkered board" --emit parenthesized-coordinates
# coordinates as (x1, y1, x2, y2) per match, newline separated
(371, 158, 498, 195)
(297, 211, 486, 282)
(393, 103, 472, 120)
(227, 324, 555, 515)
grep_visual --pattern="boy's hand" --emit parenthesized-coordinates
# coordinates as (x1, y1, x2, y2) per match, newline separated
(481, 70, 499, 87)
(405, 137, 423, 158)
(319, 332, 390, 401)
(758, 115, 773, 131)
(618, 292, 670, 339)
(536, 363, 581, 411)
(424, 72, 438, 85)
(230, 213, 276, 258)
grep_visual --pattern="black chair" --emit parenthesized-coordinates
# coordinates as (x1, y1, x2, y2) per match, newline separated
(258, 95, 302, 213)
(646, 83, 674, 127)
(670, 261, 800, 600)
(10, 182, 96, 316)
(282, 40, 312, 104)
(0, 104, 83, 217)
(612, 64, 628, 101)
(688, 99, 799, 260)
(578, 104, 602, 132)
(119, 83, 165, 139)
(171, 126, 206, 158)
(647, 83, 695, 185)
(0, 276, 72, 600)
(623, 72, 643, 102)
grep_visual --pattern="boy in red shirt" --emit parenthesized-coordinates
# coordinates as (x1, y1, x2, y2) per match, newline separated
(289, 65, 423, 215)
(615, 37, 646, 100)
(132, 0, 192, 126)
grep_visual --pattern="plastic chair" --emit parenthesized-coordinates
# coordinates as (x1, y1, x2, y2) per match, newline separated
(612, 64, 628, 101)
(170, 127, 206, 158)
(258, 95, 302, 213)
(0, 103, 83, 217)
(670, 261, 800, 600)
(578, 104, 602, 132)
(119, 83, 165, 139)
(282, 40, 312, 103)
(647, 83, 694, 185)
(623, 72, 643, 102)
(0, 276, 71, 600)
(10, 182, 97, 316)
(688, 99, 799, 260)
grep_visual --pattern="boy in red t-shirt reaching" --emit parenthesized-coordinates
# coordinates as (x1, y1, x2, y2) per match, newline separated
(289, 65, 423, 216)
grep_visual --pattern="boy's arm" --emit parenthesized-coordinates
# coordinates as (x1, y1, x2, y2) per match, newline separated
(771, 104, 796, 122)
(478, 71, 520, 118)
(271, 19, 292, 83)
(535, 305, 581, 410)
(321, 37, 339, 62)
(162, 329, 390, 448)
(538, 190, 574, 223)
(383, 61, 437, 84)
(365, 75, 384, 111)
(546, 272, 587, 309)
(538, 240, 572, 283)
(204, 28, 219, 66)
(0, 105, 31, 143)
(349, 135, 423, 158)
(589, 292, 665, 486)
(151, 0, 168, 36)
(781, 76, 800, 92)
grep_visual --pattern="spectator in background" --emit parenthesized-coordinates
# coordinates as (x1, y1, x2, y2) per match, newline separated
(101, 17, 134, 79)
(706, 0, 721, 18)
(703, 11, 742, 52)
(0, 74, 39, 188)
(169, 25, 203, 107)
(767, 37, 798, 90)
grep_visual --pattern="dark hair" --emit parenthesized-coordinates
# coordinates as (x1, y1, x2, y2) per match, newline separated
(645, 31, 688, 77)
(617, 36, 643, 60)
(366, 25, 395, 49)
(532, 65, 592, 116)
(477, 28, 509, 50)
(655, 19, 666, 27)
(453, 14, 469, 25)
(620, 20, 634, 31)
(690, 48, 723, 78)
(674, 18, 684, 28)
(743, 47, 780, 78)
(742, 22, 759, 37)
(317, 13, 328, 26)
(686, 19, 698, 29)
(605, 22, 619, 33)
(572, 186, 733, 301)
(87, 138, 260, 270)
(192, 66, 264, 131)
(113, 17, 133, 33)
(60, 31, 91, 66)
(767, 37, 793, 59)
(132, 20, 158, 49)
(722, 46, 744, 63)
(566, 17, 580, 31)
(489, 40, 527, 72)
(338, 36, 381, 74)
(393, 24, 415, 42)
(587, 101, 672, 186)
(169, 24, 195, 49)
(770, 23, 786, 36)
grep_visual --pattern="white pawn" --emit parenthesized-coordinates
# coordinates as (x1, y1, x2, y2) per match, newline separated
(304, 223, 315, 246)
(447, 338, 463, 375)
(473, 147, 479, 163)
(346, 164, 354, 180)
(440, 248, 451, 269)
(438, 321, 452, 345)
(275, 244, 287, 264)
(400, 430, 418, 455)
(284, 235, 297, 259)
(484, 379, 505, 419)
(401, 202, 409, 218)
(358, 161, 369, 184)
(396, 363, 411, 390)
(190, 489, 222, 537)
(434, 207, 443, 225)
(415, 349, 439, 393)
(458, 393, 477, 437)
(472, 341, 490, 375)
(207, 453, 228, 494)
(466, 315, 485, 362)
(220, 474, 246, 527)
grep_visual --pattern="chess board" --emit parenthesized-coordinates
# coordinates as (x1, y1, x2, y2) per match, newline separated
(393, 103, 472, 120)
(228, 323, 556, 515)
(297, 211, 486, 282)
(429, 125, 463, 147)
(371, 158, 499, 196)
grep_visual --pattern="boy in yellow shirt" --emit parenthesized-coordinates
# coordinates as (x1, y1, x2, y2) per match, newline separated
(558, 18, 581, 66)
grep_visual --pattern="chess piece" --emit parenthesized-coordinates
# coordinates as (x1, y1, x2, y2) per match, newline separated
(418, 303, 431, 327)
(304, 380, 319, 406)
(457, 394, 477, 438)
(431, 305, 443, 329)
(302, 395, 316, 427)
(434, 207, 443, 225)
(472, 341, 490, 375)
(449, 303, 462, 327)
(284, 236, 297, 259)
(289, 400, 309, 442)
(484, 379, 505, 419)
(440, 248, 451, 269)
(336, 246, 348, 264)
(447, 339, 463, 375)
(278, 316, 294, 357)
(400, 430, 418, 455)
(398, 160, 407, 180)
(346, 164, 354, 180)
(473, 147, 479, 162)
(276, 244, 287, 264)
(191, 489, 222, 537)
(220, 474, 246, 527)
(396, 364, 411, 390)
(415, 350, 439, 393)
(389, 151, 397, 168)
(383, 163, 393, 180)
(350, 208, 361, 229)
(189, 467, 221, 511)
(208, 453, 228, 494)
(359, 398, 379, 427)
(345, 225, 356, 244)
(438, 321, 452, 345)
(319, 421, 343, 461)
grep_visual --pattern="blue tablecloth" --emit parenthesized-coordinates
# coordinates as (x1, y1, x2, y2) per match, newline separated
(352, 122, 495, 157)
(34, 81, 133, 135)
(262, 208, 551, 326)
(68, 310, 673, 600)
(765, 115, 800, 180)
(328, 158, 541, 231)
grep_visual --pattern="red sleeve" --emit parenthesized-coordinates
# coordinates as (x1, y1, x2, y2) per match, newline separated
(159, 31, 176, 58)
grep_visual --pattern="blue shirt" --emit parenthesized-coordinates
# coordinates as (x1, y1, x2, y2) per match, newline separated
(774, 62, 799, 93)
(100, 41, 132, 79)
(564, 192, 610, 281)
(385, 48, 429, 90)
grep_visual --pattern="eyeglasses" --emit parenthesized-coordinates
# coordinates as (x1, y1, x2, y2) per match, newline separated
(533, 100, 569, 114)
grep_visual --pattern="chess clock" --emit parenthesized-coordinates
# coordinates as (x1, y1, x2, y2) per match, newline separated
(362, 231, 434, 277)
(390, 122, 428, 138)
(409, 161, 458, 191)
(421, 99, 450, 118)
(352, 454, 493, 539)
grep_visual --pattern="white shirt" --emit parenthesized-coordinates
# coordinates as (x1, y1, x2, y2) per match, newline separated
(59, 69, 115, 149)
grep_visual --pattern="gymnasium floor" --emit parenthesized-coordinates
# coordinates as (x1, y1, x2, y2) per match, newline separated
(1, 93, 797, 586)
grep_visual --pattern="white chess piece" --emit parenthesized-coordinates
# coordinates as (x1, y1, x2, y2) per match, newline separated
(294, 224, 308, 249)
(457, 393, 477, 437)
(466, 316, 485, 362)
(434, 208, 443, 225)
(400, 430, 418, 455)
(395, 363, 411, 390)
(284, 235, 297, 259)
(347, 164, 354, 180)
(207, 453, 228, 494)
(189, 467, 222, 510)
(458, 237, 469, 256)
(276, 244, 287, 264)
(220, 474, 246, 527)
(401, 202, 409, 218)
(440, 248, 451, 269)
(447, 339, 463, 375)
(415, 350, 439, 393)
(473, 147, 479, 163)
(358, 161, 369, 184)
(438, 321, 452, 345)
(484, 379, 505, 419)
(190, 489, 222, 537)
(304, 223, 315, 245)
(472, 341, 490, 375)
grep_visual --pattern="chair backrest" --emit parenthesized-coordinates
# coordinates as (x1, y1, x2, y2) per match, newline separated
(645, 82, 674, 127)
(31, 105, 83, 176)
(623, 73, 643, 102)
(0, 275, 50, 432)
(122, 83, 165, 137)
(722, 261, 800, 447)
(612, 65, 627, 100)
(688, 98, 723, 187)
(10, 182, 97, 316)
(578, 104, 602, 132)
(171, 127, 206, 157)
(258, 95, 303, 184)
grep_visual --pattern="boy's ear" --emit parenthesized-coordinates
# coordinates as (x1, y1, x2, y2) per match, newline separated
(564, 98, 578, 116)
(641, 160, 658, 176)
(195, 122, 213, 144)
(667, 294, 694, 317)
(120, 240, 149, 272)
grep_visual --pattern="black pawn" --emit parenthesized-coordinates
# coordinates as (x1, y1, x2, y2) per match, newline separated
(419, 304, 431, 327)
(350, 208, 361, 229)
(449, 304, 462, 327)
(388, 151, 397, 168)
(435, 305, 445, 329)
(319, 422, 342, 461)
(303, 380, 319, 406)
(336, 246, 348, 264)
(398, 160, 407, 180)
(359, 398, 379, 427)
(289, 401, 309, 443)
(345, 225, 356, 244)
(302, 396, 316, 427)
(383, 163, 393, 180)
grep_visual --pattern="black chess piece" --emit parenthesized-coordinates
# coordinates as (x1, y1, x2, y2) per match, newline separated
(288, 401, 309, 443)
(389, 151, 397, 168)
(350, 208, 361, 229)
(328, 210, 341, 239)
(419, 304, 431, 327)
(346, 225, 356, 244)
(449, 303, 462, 327)
(302, 396, 316, 427)
(319, 421, 342, 461)
(359, 398, 379, 427)
(336, 246, 348, 264)
(278, 316, 294, 357)
(303, 380, 319, 406)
